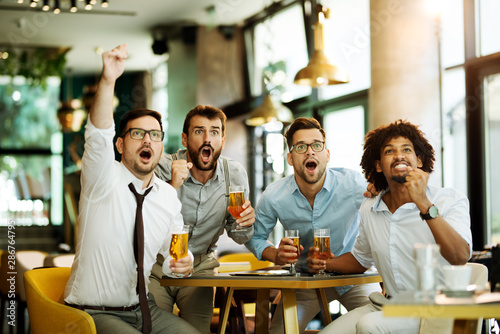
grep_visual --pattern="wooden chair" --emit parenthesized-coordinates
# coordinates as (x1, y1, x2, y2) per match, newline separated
(24, 267, 96, 334)
(215, 253, 276, 334)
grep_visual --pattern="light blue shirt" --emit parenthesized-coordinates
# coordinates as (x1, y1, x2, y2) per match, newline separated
(245, 168, 367, 294)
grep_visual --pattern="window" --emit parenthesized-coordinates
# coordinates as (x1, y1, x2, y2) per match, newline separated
(484, 72, 500, 244)
(442, 68, 467, 194)
(324, 105, 365, 173)
(478, 0, 500, 56)
(320, 0, 370, 100)
(441, 0, 464, 68)
(246, 3, 310, 102)
(151, 62, 169, 148)
(0, 76, 62, 226)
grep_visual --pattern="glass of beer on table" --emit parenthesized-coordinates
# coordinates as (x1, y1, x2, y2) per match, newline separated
(313, 228, 331, 276)
(228, 185, 248, 232)
(169, 224, 189, 277)
(284, 229, 300, 275)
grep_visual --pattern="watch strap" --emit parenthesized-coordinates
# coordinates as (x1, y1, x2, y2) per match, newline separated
(420, 205, 438, 220)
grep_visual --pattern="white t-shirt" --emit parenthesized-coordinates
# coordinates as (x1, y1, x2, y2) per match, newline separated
(352, 185, 472, 297)
(64, 119, 184, 307)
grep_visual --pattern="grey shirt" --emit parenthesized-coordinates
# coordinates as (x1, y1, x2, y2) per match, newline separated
(155, 149, 254, 256)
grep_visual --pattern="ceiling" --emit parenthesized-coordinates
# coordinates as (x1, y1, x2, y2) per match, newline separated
(0, 0, 266, 75)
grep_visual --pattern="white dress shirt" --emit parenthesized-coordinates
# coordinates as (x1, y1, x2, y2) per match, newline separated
(352, 185, 472, 297)
(64, 119, 185, 307)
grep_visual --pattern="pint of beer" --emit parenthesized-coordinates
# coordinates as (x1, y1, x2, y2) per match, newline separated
(170, 225, 189, 261)
(284, 229, 300, 275)
(284, 230, 300, 260)
(313, 235, 331, 260)
(228, 186, 245, 219)
(313, 228, 331, 276)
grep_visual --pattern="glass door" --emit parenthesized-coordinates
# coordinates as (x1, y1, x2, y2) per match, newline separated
(484, 72, 500, 244)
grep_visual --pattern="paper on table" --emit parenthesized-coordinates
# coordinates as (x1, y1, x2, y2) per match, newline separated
(435, 292, 500, 305)
(230, 270, 295, 276)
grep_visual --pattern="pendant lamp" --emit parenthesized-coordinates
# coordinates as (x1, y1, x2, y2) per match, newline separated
(245, 94, 293, 127)
(294, 6, 348, 87)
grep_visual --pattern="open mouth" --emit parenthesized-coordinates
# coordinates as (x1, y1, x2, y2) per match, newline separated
(139, 149, 152, 161)
(305, 160, 317, 172)
(201, 146, 212, 163)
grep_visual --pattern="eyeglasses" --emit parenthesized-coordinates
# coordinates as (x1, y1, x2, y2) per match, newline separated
(121, 128, 164, 142)
(290, 141, 325, 154)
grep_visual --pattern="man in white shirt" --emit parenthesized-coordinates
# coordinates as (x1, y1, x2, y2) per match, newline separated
(312, 119, 472, 334)
(64, 44, 200, 334)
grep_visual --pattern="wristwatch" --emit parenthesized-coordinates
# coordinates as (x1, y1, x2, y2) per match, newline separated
(420, 205, 439, 220)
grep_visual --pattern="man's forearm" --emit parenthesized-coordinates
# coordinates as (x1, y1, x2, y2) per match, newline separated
(89, 78, 116, 129)
(326, 252, 367, 274)
(261, 246, 279, 264)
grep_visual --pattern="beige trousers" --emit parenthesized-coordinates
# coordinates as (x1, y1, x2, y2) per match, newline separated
(149, 252, 219, 334)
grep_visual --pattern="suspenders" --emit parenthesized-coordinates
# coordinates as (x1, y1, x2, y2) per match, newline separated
(170, 153, 231, 253)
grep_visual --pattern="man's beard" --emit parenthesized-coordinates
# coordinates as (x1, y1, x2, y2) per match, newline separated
(296, 161, 326, 185)
(122, 147, 158, 177)
(187, 144, 222, 171)
(392, 175, 407, 184)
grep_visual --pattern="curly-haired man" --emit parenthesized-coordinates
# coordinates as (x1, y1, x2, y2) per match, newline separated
(312, 119, 472, 334)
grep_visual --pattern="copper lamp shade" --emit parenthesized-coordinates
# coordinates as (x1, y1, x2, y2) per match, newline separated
(294, 10, 348, 87)
(245, 94, 294, 127)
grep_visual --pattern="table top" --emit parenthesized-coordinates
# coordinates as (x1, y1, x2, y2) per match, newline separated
(161, 271, 382, 289)
(383, 291, 500, 319)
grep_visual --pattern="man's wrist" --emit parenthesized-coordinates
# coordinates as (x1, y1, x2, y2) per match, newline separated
(420, 204, 439, 220)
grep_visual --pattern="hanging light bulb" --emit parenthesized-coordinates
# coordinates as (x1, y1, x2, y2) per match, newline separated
(53, 0, 61, 14)
(18, 0, 109, 12)
(41, 0, 49, 11)
(294, 6, 348, 87)
(70, 0, 78, 12)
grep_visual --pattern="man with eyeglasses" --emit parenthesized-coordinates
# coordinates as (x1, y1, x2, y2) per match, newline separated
(245, 117, 380, 334)
(64, 44, 199, 334)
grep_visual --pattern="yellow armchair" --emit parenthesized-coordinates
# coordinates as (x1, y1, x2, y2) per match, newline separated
(24, 267, 96, 334)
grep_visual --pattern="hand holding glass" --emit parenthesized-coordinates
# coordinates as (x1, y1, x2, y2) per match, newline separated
(284, 230, 300, 275)
(229, 186, 249, 232)
(169, 225, 189, 277)
(313, 228, 330, 276)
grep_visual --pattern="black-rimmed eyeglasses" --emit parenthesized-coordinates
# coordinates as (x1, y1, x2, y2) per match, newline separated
(290, 141, 325, 154)
(121, 128, 164, 142)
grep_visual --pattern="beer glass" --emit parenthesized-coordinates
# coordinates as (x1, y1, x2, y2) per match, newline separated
(229, 185, 248, 232)
(284, 230, 300, 275)
(313, 228, 331, 276)
(169, 224, 189, 277)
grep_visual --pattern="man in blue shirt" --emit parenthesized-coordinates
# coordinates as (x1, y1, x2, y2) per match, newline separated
(245, 117, 380, 333)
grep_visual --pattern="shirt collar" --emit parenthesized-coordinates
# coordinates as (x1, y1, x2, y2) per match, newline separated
(322, 169, 334, 192)
(372, 189, 389, 212)
(120, 162, 159, 194)
(371, 188, 419, 212)
(289, 169, 332, 194)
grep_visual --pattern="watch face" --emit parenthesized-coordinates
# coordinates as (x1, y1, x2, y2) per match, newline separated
(429, 205, 439, 218)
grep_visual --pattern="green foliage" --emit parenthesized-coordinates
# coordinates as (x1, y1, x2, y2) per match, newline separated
(0, 80, 60, 149)
(0, 47, 68, 88)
